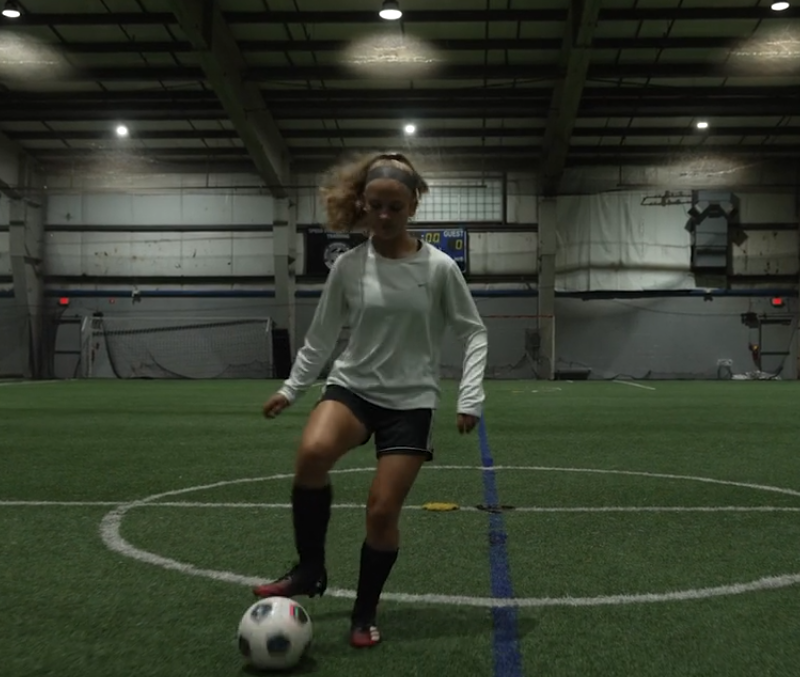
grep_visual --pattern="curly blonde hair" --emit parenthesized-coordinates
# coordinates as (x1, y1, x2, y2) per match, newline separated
(319, 152, 430, 232)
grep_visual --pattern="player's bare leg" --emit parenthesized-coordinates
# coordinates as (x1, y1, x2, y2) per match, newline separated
(350, 453, 426, 648)
(253, 400, 367, 599)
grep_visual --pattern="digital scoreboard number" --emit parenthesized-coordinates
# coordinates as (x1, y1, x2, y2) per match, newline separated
(414, 228, 467, 272)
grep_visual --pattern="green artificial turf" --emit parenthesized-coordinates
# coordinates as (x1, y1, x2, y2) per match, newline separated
(1, 379, 799, 676)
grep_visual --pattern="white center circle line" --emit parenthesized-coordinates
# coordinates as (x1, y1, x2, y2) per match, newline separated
(3, 500, 800, 513)
(99, 465, 800, 608)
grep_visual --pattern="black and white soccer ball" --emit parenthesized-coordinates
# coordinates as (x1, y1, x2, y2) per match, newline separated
(237, 596, 313, 671)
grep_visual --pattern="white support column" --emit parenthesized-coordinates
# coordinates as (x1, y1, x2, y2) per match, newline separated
(537, 196, 557, 380)
(8, 154, 44, 378)
(272, 196, 297, 355)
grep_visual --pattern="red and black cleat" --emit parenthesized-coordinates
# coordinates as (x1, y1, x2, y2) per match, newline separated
(349, 620, 381, 649)
(252, 564, 327, 599)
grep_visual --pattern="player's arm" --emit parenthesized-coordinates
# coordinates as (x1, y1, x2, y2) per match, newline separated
(275, 260, 348, 405)
(441, 260, 488, 421)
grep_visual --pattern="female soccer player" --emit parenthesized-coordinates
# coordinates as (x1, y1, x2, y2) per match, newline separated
(253, 151, 488, 648)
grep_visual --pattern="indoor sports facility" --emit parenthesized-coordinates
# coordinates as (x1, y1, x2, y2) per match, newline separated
(2, 1, 800, 676)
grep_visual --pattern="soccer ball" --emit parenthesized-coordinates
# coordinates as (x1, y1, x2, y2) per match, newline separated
(237, 596, 313, 671)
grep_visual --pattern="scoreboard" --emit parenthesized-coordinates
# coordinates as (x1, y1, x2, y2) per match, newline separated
(413, 228, 467, 272)
(304, 227, 468, 277)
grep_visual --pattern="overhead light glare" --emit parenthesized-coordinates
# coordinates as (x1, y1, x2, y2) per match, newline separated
(404, 123, 416, 135)
(2, 1, 21, 18)
(771, 2, 790, 11)
(696, 121, 709, 129)
(115, 124, 129, 137)
(379, 0, 402, 20)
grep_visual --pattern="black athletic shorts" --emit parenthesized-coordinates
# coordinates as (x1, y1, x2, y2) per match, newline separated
(317, 384, 434, 461)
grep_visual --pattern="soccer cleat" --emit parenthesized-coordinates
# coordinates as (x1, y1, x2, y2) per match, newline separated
(252, 563, 327, 599)
(349, 620, 381, 648)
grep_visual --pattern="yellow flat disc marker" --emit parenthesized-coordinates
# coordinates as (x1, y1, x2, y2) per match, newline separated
(422, 502, 460, 512)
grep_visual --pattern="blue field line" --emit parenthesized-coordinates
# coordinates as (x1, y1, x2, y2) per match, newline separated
(478, 416, 524, 677)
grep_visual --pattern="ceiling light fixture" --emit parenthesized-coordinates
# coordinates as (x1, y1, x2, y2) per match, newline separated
(696, 121, 709, 129)
(115, 124, 129, 137)
(2, 1, 22, 18)
(404, 123, 416, 135)
(771, 2, 790, 10)
(379, 0, 402, 21)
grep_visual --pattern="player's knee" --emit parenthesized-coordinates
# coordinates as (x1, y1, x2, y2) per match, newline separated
(365, 493, 400, 537)
(295, 437, 339, 481)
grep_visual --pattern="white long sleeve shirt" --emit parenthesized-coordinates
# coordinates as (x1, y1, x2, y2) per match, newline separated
(278, 238, 488, 417)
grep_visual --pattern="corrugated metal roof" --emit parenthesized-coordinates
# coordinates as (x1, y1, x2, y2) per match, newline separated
(0, 0, 796, 187)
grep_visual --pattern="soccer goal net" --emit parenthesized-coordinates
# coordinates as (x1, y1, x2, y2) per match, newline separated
(80, 316, 274, 379)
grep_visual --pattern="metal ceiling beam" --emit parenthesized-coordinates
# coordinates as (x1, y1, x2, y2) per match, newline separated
(0, 109, 228, 122)
(8, 126, 800, 141)
(3, 95, 796, 123)
(38, 156, 529, 175)
(164, 0, 289, 196)
(576, 104, 800, 117)
(265, 103, 800, 120)
(60, 36, 755, 54)
(266, 86, 800, 102)
(2, 102, 798, 123)
(540, 0, 603, 196)
(3, 104, 798, 123)
(28, 147, 525, 159)
(601, 7, 799, 20)
(264, 102, 800, 118)
(0, 91, 220, 104)
(581, 87, 800, 100)
(9, 7, 797, 25)
(7, 130, 242, 140)
(569, 126, 800, 137)
(26, 144, 800, 159)
(61, 61, 789, 82)
(36, 155, 799, 178)
(30, 147, 252, 157)
(3, 86, 795, 105)
(566, 145, 800, 156)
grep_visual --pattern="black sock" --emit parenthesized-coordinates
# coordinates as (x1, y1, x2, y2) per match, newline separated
(351, 541, 398, 623)
(291, 483, 332, 570)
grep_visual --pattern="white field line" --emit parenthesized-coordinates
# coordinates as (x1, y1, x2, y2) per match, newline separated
(94, 466, 800, 609)
(613, 380, 656, 391)
(3, 499, 800, 513)
(0, 380, 61, 387)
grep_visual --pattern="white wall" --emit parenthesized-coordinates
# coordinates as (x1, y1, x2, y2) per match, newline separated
(36, 165, 800, 382)
(44, 172, 275, 226)
(45, 170, 537, 283)
(556, 191, 693, 292)
(556, 295, 797, 380)
(557, 160, 800, 195)
(45, 231, 303, 279)
(44, 171, 283, 278)
(554, 189, 797, 292)
(731, 193, 799, 278)
(41, 172, 797, 291)
(295, 171, 535, 225)
(732, 231, 799, 277)
(46, 187, 275, 227)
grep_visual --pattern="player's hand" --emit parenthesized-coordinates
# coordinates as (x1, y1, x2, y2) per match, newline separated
(263, 393, 290, 418)
(457, 413, 478, 434)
